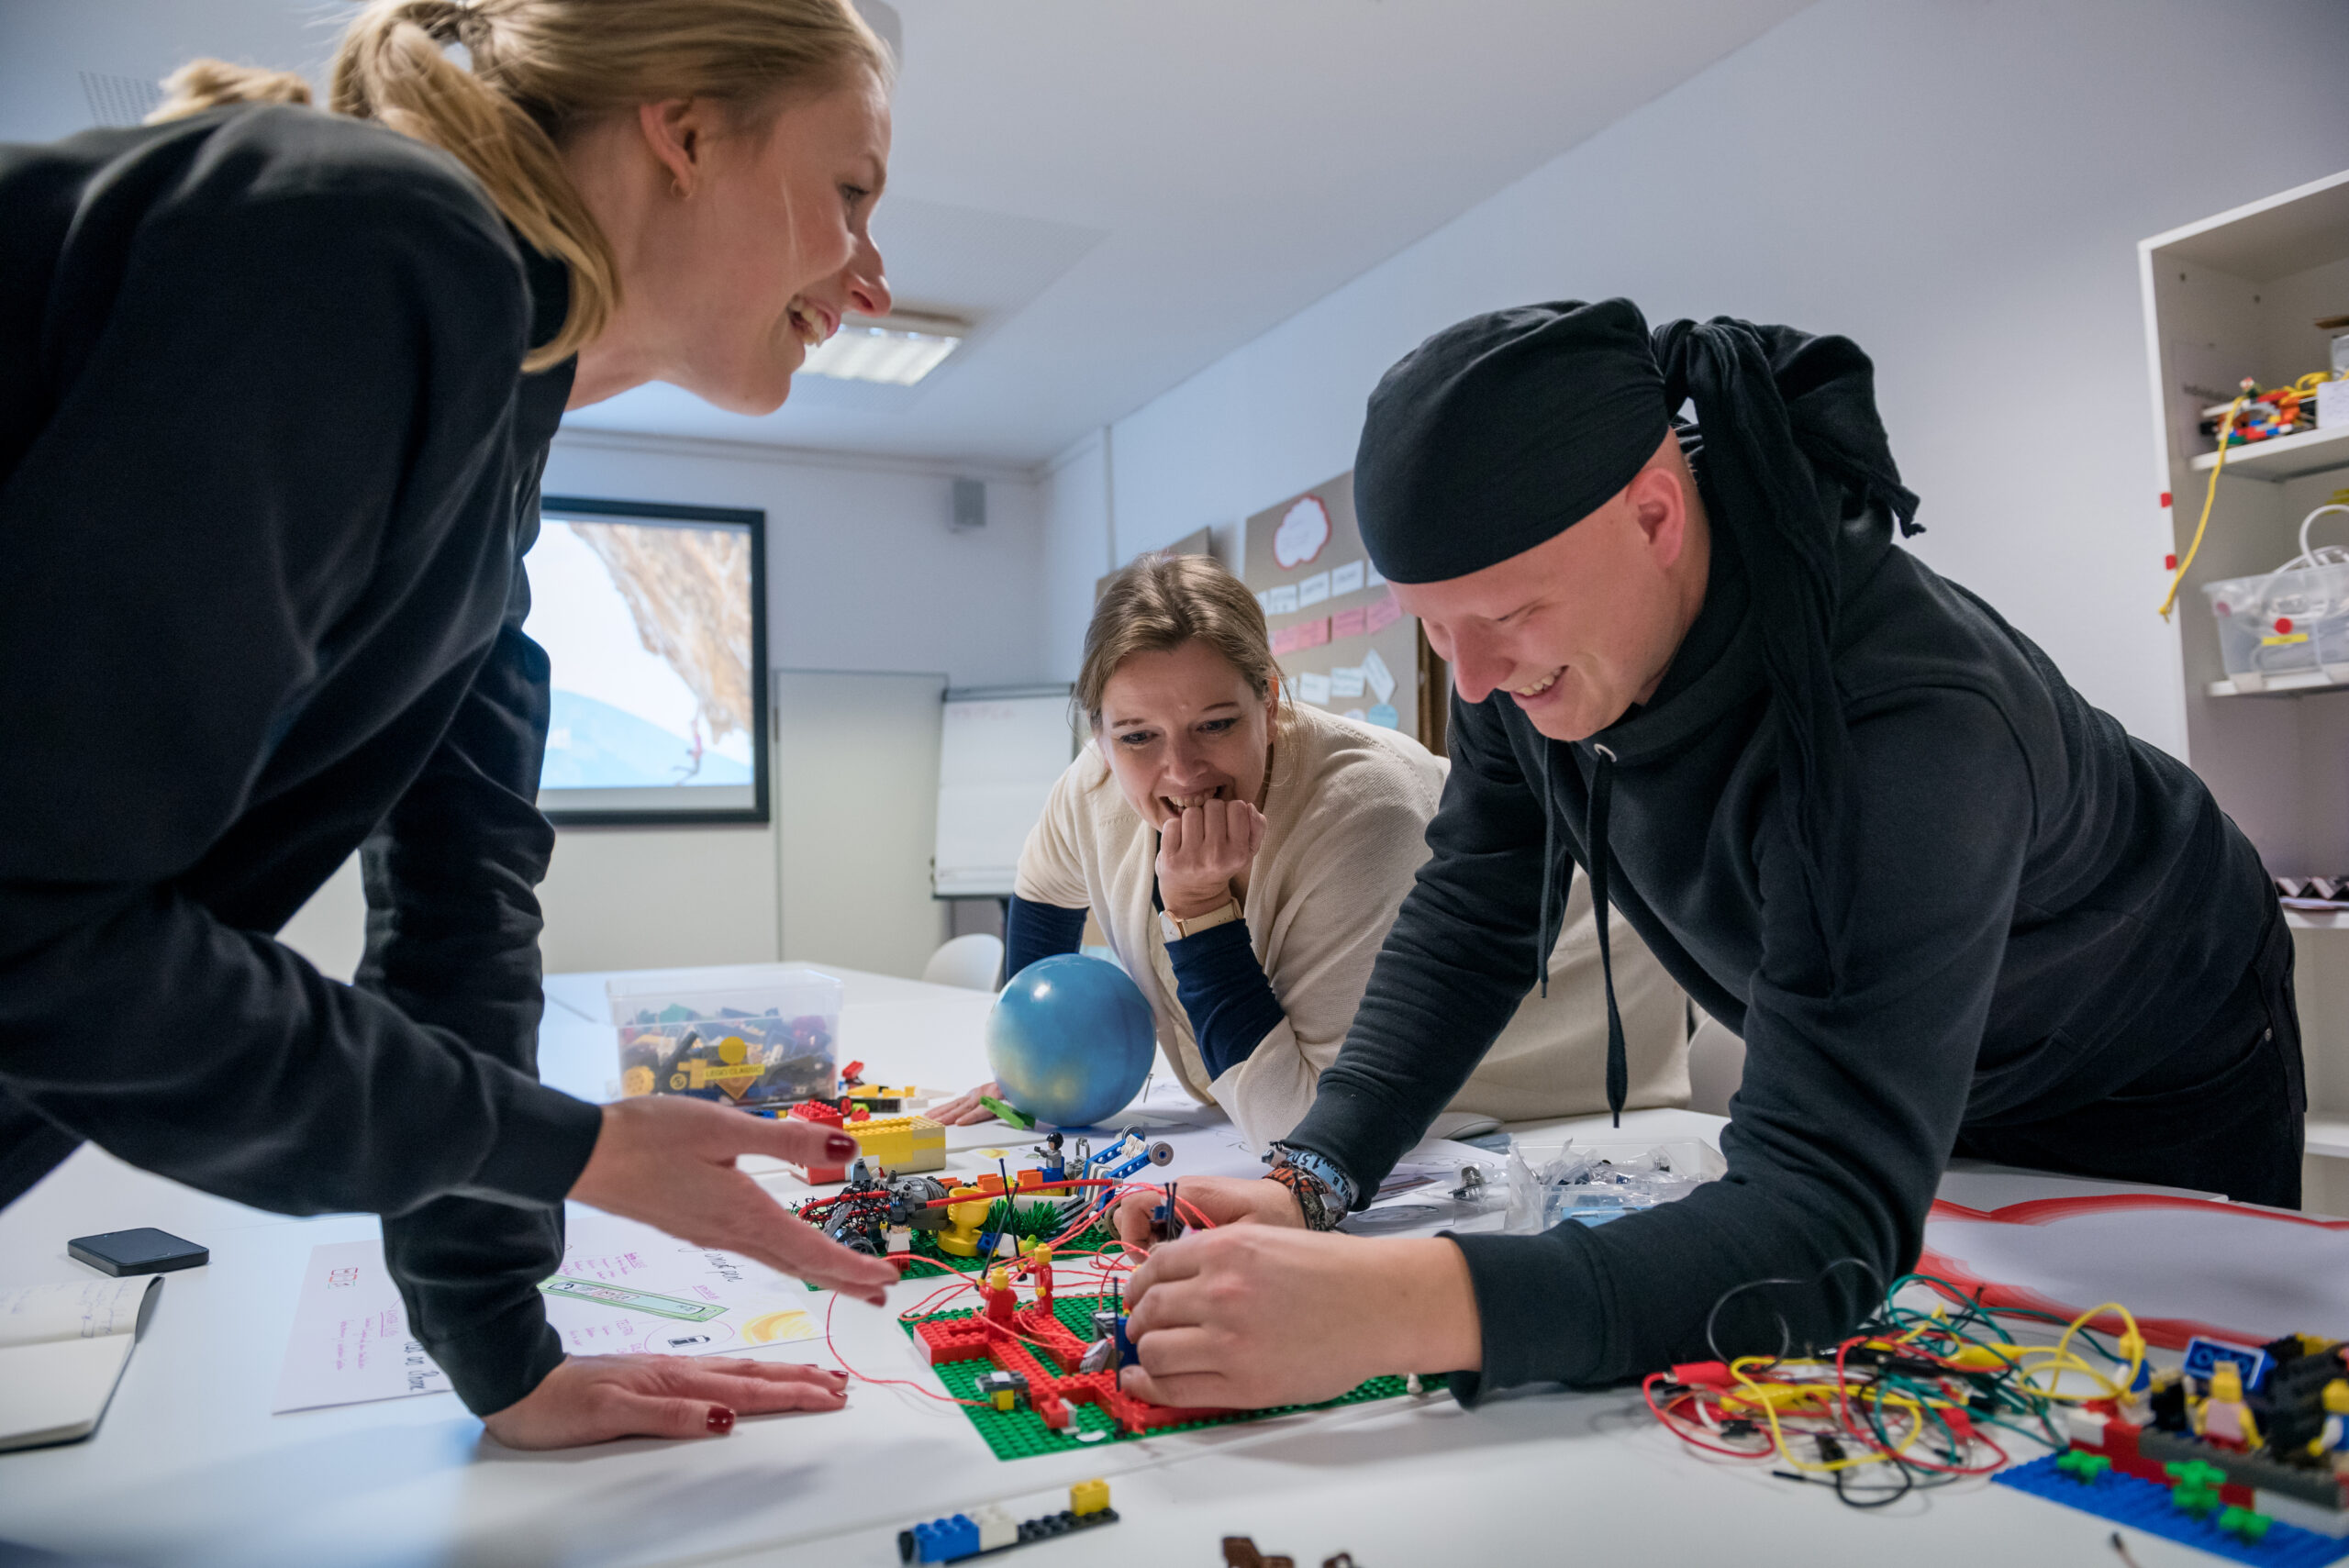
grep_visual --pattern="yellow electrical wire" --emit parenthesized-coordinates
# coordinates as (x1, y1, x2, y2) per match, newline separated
(1714, 1297, 2145, 1476)
(2159, 393, 2249, 621)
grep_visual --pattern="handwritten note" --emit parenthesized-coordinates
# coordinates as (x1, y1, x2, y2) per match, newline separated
(273, 1214, 820, 1414)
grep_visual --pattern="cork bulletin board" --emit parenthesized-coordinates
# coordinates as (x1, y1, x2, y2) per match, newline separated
(1241, 473, 1446, 756)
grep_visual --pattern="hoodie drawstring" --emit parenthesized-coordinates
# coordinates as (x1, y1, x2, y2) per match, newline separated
(1535, 738, 1628, 1127)
(1587, 743, 1627, 1127)
(1536, 739, 1558, 1000)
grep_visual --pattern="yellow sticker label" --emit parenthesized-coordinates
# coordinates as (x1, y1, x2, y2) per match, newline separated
(2260, 632, 2310, 646)
(718, 1036, 748, 1065)
(621, 1065, 655, 1097)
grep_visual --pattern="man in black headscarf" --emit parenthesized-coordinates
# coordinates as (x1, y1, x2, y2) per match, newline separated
(1108, 299, 2300, 1410)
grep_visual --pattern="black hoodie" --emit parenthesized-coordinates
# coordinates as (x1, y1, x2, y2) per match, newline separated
(0, 106, 603, 1415)
(1282, 499, 2292, 1396)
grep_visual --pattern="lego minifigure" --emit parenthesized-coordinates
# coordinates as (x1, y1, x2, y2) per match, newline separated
(1030, 1245, 1054, 1309)
(2194, 1363, 2261, 1450)
(2147, 1368, 2190, 1433)
(982, 1264, 1018, 1327)
(1031, 1131, 1067, 1184)
(2314, 1378, 2349, 1473)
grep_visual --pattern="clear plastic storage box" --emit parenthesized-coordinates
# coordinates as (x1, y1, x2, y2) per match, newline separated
(607, 963, 843, 1108)
(2203, 562, 2349, 690)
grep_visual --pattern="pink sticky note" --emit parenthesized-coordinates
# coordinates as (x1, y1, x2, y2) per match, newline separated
(1331, 606, 1368, 639)
(1365, 593, 1401, 634)
(1295, 617, 1330, 649)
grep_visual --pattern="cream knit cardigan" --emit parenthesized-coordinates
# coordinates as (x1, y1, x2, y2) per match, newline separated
(1015, 704, 1690, 1151)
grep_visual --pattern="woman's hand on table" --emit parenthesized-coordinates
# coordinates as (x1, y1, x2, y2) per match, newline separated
(482, 1354, 849, 1449)
(1157, 797, 1266, 918)
(568, 1096, 899, 1303)
(1117, 1229, 1482, 1408)
(1110, 1173, 1304, 1248)
(930, 1080, 1003, 1126)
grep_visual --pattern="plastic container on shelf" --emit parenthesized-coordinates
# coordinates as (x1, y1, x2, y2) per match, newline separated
(607, 963, 843, 1108)
(2202, 505, 2349, 691)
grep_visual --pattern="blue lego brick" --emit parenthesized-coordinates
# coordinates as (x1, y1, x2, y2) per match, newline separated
(904, 1513, 982, 1562)
(2186, 1337, 2275, 1393)
(1995, 1454, 2349, 1566)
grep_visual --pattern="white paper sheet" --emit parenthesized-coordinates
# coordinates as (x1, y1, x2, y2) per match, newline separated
(1360, 648, 1396, 703)
(1330, 561, 1365, 596)
(273, 1213, 823, 1414)
(1917, 1196, 2349, 1347)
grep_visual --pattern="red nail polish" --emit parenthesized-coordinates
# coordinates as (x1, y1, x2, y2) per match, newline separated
(825, 1133, 859, 1158)
(706, 1405, 735, 1435)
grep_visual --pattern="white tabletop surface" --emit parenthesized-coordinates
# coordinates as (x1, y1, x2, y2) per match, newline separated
(0, 967, 2229, 1567)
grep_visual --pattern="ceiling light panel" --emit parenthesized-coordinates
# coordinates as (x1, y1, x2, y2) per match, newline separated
(802, 319, 963, 385)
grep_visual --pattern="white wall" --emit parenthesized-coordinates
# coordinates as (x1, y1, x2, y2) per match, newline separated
(280, 437, 1048, 982)
(1041, 0, 2349, 759)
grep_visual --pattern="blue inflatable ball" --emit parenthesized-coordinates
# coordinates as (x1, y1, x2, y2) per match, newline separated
(985, 954, 1155, 1128)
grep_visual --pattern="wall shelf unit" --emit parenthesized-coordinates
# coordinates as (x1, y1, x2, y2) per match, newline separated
(2188, 420, 2349, 481)
(2206, 668, 2349, 698)
(2138, 169, 2349, 1204)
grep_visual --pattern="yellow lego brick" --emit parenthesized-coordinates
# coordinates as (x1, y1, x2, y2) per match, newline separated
(843, 1115, 944, 1174)
(991, 1388, 1017, 1412)
(1069, 1479, 1109, 1517)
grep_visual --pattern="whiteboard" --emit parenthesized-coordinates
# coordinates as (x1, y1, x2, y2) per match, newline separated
(933, 687, 1077, 897)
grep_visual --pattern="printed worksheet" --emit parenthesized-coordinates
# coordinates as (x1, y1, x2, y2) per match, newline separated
(273, 1211, 821, 1414)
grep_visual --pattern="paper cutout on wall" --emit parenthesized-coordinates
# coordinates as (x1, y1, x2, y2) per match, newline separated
(1273, 617, 1332, 655)
(1365, 561, 1386, 588)
(1254, 590, 1271, 613)
(1331, 606, 1368, 639)
(1364, 592, 1402, 635)
(1274, 496, 1332, 570)
(1298, 571, 1331, 608)
(1297, 671, 1332, 706)
(1366, 703, 1398, 728)
(1330, 667, 1366, 699)
(1331, 561, 1365, 596)
(1361, 649, 1397, 703)
(1266, 584, 1300, 615)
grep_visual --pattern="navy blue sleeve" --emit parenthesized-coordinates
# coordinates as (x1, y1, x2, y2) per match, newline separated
(1006, 894, 1085, 979)
(1164, 921, 1287, 1079)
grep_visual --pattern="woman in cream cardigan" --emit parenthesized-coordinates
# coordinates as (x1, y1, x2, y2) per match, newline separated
(934, 553, 1689, 1151)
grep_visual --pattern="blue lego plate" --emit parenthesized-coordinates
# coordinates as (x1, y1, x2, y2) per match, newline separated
(1995, 1453, 2349, 1566)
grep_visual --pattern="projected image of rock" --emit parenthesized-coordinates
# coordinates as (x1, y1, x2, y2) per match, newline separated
(525, 517, 758, 793)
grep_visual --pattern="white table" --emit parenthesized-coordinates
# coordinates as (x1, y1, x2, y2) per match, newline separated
(0, 968, 2215, 1567)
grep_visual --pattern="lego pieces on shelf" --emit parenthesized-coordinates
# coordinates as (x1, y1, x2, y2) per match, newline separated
(896, 1481, 1119, 1563)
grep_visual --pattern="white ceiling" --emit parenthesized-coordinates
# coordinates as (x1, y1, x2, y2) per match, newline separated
(2, 0, 1817, 468)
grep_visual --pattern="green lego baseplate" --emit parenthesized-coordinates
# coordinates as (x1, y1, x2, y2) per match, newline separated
(903, 1289, 1412, 1462)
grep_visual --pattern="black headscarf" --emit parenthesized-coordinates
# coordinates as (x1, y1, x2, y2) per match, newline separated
(1353, 298, 1921, 1115)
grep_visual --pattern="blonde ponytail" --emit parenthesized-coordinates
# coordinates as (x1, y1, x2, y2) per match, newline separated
(148, 59, 314, 122)
(162, 0, 891, 374)
(329, 2, 617, 371)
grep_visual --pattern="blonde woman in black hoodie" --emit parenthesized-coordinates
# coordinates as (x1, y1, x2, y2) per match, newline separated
(0, 0, 911, 1448)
